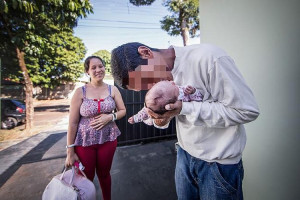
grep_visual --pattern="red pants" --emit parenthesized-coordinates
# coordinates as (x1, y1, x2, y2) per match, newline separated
(75, 140, 117, 200)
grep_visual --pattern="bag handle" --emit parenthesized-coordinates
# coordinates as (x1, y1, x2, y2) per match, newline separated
(73, 161, 88, 179)
(59, 167, 74, 185)
(60, 165, 88, 185)
(77, 167, 88, 179)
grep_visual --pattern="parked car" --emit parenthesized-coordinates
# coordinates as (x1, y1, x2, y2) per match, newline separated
(1, 98, 26, 129)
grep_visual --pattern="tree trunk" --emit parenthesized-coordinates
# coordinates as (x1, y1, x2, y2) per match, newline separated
(180, 17, 189, 46)
(16, 47, 34, 133)
(181, 27, 189, 46)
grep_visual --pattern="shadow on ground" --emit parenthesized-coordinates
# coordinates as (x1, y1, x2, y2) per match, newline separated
(0, 132, 177, 200)
(0, 133, 66, 188)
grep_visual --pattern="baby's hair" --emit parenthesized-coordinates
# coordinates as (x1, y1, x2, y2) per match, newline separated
(145, 85, 177, 114)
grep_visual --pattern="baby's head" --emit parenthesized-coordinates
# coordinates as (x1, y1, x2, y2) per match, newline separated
(145, 80, 178, 114)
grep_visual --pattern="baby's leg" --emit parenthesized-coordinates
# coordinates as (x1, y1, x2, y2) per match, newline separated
(134, 107, 150, 123)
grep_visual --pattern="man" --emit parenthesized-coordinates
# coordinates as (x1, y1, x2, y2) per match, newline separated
(111, 42, 259, 200)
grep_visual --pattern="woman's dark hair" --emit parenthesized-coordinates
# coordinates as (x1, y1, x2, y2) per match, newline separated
(111, 42, 159, 89)
(84, 56, 106, 73)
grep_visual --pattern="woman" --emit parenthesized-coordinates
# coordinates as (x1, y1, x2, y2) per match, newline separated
(65, 56, 126, 200)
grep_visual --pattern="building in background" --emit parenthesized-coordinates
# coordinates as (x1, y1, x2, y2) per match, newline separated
(199, 0, 300, 199)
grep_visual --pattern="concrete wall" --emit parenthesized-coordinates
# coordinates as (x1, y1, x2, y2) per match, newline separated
(200, 0, 300, 199)
(1, 82, 77, 100)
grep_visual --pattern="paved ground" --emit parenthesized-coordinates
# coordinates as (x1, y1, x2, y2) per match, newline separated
(0, 130, 177, 200)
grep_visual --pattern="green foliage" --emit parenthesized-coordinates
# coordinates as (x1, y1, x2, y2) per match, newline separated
(1, 30, 87, 88)
(0, 0, 93, 88)
(129, 0, 156, 6)
(92, 50, 112, 74)
(0, 36, 19, 80)
(26, 31, 86, 88)
(161, 0, 199, 38)
(129, 0, 200, 43)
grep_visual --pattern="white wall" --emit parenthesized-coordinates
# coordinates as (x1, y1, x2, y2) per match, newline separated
(200, 0, 300, 199)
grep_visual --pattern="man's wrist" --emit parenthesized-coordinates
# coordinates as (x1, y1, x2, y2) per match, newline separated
(153, 118, 171, 129)
(154, 118, 171, 126)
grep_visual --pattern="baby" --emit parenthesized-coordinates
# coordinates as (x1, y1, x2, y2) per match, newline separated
(128, 80, 203, 125)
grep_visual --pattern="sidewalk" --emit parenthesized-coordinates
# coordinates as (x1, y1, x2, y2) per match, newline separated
(0, 129, 177, 200)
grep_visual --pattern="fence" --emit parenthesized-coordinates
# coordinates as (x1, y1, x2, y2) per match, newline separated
(115, 85, 177, 146)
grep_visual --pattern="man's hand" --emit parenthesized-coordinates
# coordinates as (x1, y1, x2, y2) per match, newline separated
(147, 100, 182, 119)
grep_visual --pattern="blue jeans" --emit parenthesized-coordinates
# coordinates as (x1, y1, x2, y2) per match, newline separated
(175, 145, 244, 200)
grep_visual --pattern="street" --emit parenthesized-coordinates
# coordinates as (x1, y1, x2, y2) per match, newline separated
(33, 99, 70, 129)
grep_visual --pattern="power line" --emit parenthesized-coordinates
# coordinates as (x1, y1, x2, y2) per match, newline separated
(82, 18, 159, 25)
(77, 24, 160, 29)
(88, 9, 167, 17)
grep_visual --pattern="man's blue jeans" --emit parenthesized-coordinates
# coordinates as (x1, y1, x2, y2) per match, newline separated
(175, 145, 244, 200)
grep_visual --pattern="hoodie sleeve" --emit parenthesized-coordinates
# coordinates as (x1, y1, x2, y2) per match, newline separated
(180, 56, 260, 127)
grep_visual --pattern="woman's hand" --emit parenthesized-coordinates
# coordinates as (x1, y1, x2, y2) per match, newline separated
(90, 114, 113, 130)
(65, 150, 79, 168)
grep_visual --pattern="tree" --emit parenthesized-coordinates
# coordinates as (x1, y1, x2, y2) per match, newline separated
(29, 30, 87, 88)
(2, 30, 87, 88)
(0, 0, 92, 132)
(161, 0, 199, 46)
(129, 0, 156, 6)
(92, 50, 112, 74)
(129, 0, 200, 46)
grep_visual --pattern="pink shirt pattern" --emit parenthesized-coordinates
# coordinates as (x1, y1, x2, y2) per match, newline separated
(133, 86, 203, 125)
(74, 85, 121, 146)
(177, 86, 203, 102)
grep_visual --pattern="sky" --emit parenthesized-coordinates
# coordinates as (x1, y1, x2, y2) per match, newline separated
(73, 0, 200, 57)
